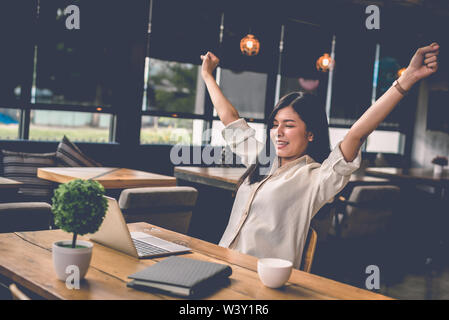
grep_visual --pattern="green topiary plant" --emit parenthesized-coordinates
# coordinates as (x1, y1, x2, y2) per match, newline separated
(52, 179, 108, 248)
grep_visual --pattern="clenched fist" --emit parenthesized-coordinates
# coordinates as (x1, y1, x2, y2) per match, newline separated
(200, 52, 220, 79)
(407, 42, 439, 82)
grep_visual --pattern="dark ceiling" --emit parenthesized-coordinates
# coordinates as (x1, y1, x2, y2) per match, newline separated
(221, 0, 449, 32)
(349, 0, 449, 16)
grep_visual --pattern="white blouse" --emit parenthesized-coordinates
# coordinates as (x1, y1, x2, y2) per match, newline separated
(218, 118, 362, 269)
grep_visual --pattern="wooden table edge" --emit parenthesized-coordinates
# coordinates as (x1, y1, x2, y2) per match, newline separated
(0, 224, 393, 300)
(130, 223, 394, 300)
(365, 168, 448, 186)
(37, 167, 101, 183)
(98, 180, 177, 189)
(0, 177, 23, 188)
(174, 167, 239, 191)
(37, 167, 177, 189)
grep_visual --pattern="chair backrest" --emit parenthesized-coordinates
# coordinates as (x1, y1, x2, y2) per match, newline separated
(311, 203, 334, 242)
(0, 202, 53, 233)
(300, 227, 317, 273)
(9, 284, 30, 300)
(340, 185, 400, 239)
(118, 186, 198, 234)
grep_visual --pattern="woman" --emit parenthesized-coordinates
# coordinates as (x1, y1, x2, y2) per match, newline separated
(200, 43, 439, 269)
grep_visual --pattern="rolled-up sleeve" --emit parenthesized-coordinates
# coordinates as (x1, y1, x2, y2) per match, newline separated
(310, 140, 362, 216)
(221, 118, 264, 167)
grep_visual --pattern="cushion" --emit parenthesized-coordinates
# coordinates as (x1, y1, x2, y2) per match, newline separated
(55, 135, 101, 167)
(1, 150, 56, 199)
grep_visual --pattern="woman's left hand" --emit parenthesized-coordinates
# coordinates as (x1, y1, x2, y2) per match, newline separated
(342, 42, 440, 163)
(405, 42, 439, 84)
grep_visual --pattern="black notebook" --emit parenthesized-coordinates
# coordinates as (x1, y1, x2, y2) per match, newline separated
(127, 256, 232, 297)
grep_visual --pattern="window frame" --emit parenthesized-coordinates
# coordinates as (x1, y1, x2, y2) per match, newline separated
(0, 1, 413, 163)
(139, 3, 278, 146)
(0, 1, 119, 143)
(326, 39, 412, 156)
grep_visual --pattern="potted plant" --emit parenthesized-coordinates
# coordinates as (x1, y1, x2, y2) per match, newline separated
(51, 179, 108, 281)
(431, 156, 448, 177)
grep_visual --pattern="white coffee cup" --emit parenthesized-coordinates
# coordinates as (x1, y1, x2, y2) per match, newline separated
(257, 258, 293, 288)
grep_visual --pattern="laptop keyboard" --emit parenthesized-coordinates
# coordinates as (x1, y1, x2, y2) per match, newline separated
(132, 238, 170, 256)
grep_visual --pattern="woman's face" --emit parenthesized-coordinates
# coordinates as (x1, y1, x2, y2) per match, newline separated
(270, 106, 313, 166)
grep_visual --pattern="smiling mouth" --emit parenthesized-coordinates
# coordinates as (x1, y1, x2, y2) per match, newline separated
(276, 141, 289, 149)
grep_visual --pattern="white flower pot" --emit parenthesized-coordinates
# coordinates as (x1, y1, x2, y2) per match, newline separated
(433, 164, 443, 177)
(52, 240, 93, 281)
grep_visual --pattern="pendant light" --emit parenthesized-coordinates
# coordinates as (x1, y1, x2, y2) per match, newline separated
(316, 53, 334, 72)
(240, 33, 260, 56)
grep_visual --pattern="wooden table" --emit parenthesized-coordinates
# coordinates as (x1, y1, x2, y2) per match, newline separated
(174, 166, 390, 191)
(174, 167, 247, 191)
(0, 177, 23, 189)
(0, 222, 392, 300)
(365, 167, 449, 198)
(0, 177, 23, 202)
(37, 167, 176, 189)
(365, 167, 449, 187)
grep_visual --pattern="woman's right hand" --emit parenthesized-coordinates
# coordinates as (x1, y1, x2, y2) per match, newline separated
(200, 52, 219, 78)
(199, 51, 240, 125)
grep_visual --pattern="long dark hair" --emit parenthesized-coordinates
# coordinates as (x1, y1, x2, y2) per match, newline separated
(236, 91, 330, 189)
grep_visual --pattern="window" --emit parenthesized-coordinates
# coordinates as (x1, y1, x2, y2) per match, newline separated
(141, 116, 204, 145)
(144, 59, 204, 115)
(364, 39, 416, 154)
(140, 0, 220, 145)
(209, 9, 279, 122)
(374, 38, 417, 128)
(324, 35, 409, 155)
(220, 69, 267, 120)
(282, 22, 329, 79)
(329, 128, 406, 154)
(33, 0, 115, 107)
(0, 1, 146, 142)
(328, 127, 350, 150)
(0, 1, 34, 107)
(330, 34, 376, 124)
(210, 120, 266, 146)
(279, 76, 327, 105)
(0, 108, 20, 140)
(29, 110, 111, 142)
(0, 1, 150, 143)
(279, 22, 330, 103)
(147, 0, 220, 65)
(427, 90, 449, 134)
(366, 130, 405, 154)
(0, 0, 413, 162)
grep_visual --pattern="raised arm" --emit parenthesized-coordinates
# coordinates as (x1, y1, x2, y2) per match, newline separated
(340, 42, 440, 162)
(200, 52, 240, 126)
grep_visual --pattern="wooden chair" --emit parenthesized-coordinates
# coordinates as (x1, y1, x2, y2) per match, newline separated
(300, 227, 318, 273)
(9, 284, 30, 300)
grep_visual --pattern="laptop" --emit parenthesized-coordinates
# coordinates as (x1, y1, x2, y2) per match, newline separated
(89, 196, 191, 258)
